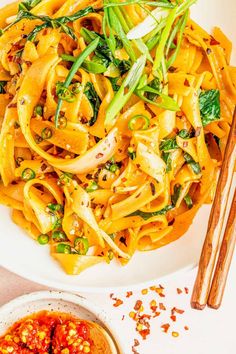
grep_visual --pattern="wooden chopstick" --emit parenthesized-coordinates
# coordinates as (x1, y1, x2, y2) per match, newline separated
(207, 188, 236, 309)
(191, 108, 236, 310)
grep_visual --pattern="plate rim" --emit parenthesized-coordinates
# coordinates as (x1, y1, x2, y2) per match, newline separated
(0, 261, 196, 293)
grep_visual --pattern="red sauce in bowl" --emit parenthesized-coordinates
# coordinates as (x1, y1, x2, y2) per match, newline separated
(0, 311, 93, 354)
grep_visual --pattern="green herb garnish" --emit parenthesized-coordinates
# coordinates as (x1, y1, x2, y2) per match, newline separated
(84, 82, 101, 127)
(171, 184, 182, 206)
(0, 81, 7, 94)
(184, 153, 201, 174)
(130, 204, 173, 220)
(184, 194, 193, 209)
(199, 89, 220, 127)
(160, 138, 178, 151)
(55, 37, 100, 127)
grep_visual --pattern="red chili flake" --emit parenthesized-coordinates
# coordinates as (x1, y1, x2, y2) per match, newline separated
(184, 78, 190, 87)
(184, 326, 189, 331)
(132, 346, 139, 354)
(139, 329, 150, 340)
(210, 37, 220, 46)
(134, 339, 140, 347)
(159, 303, 166, 311)
(153, 312, 161, 318)
(195, 127, 201, 137)
(206, 48, 212, 55)
(155, 287, 165, 297)
(134, 300, 143, 311)
(113, 299, 123, 307)
(202, 166, 206, 170)
(150, 182, 156, 196)
(170, 315, 176, 322)
(95, 153, 104, 159)
(150, 306, 157, 313)
(8, 103, 17, 108)
(132, 339, 140, 352)
(161, 323, 170, 333)
(126, 291, 133, 298)
(183, 141, 188, 148)
(184, 287, 189, 294)
(121, 177, 127, 183)
(140, 314, 151, 320)
(177, 288, 182, 294)
(172, 307, 185, 315)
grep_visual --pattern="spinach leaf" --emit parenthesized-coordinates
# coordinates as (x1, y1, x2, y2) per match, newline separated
(146, 78, 161, 101)
(160, 138, 178, 151)
(178, 129, 190, 139)
(84, 82, 101, 126)
(109, 77, 120, 92)
(171, 184, 182, 206)
(81, 28, 129, 74)
(80, 28, 114, 63)
(113, 58, 131, 75)
(127, 147, 136, 160)
(162, 151, 172, 172)
(184, 153, 201, 174)
(130, 204, 174, 220)
(184, 194, 193, 209)
(0, 81, 7, 94)
(199, 89, 220, 127)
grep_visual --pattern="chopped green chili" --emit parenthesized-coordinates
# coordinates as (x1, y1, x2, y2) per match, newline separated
(41, 127, 53, 140)
(52, 230, 68, 242)
(21, 168, 35, 181)
(56, 243, 71, 254)
(74, 237, 89, 255)
(56, 82, 76, 103)
(86, 181, 98, 192)
(34, 105, 43, 116)
(38, 234, 49, 245)
(47, 203, 63, 212)
(128, 114, 150, 131)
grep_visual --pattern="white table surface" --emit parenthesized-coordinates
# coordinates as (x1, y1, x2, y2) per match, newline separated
(0, 256, 235, 354)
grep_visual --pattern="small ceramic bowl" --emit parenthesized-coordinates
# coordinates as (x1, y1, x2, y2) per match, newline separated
(0, 291, 124, 353)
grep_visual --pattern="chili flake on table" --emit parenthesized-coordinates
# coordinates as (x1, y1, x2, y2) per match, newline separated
(110, 283, 191, 352)
(0, 311, 93, 354)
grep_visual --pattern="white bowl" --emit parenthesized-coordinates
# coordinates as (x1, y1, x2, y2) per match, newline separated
(0, 0, 235, 292)
(0, 291, 124, 353)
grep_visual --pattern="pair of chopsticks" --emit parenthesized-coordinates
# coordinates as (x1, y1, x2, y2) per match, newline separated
(191, 108, 236, 310)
